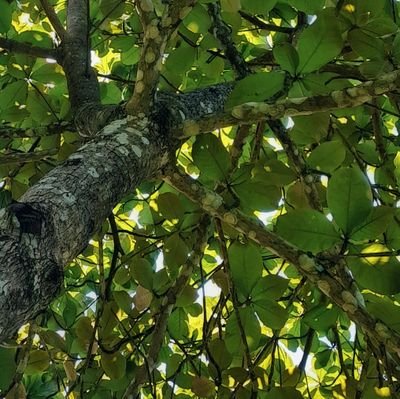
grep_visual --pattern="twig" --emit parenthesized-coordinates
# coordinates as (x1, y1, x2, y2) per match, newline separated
(239, 11, 294, 34)
(215, 219, 258, 395)
(0, 37, 58, 59)
(39, 0, 66, 40)
(122, 214, 210, 398)
(208, 2, 250, 79)
(0, 149, 58, 165)
(163, 167, 400, 368)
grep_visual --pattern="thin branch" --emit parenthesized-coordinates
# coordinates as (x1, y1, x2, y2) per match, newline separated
(208, 2, 250, 79)
(126, 0, 197, 116)
(239, 10, 294, 34)
(122, 214, 210, 398)
(215, 219, 258, 394)
(370, 99, 387, 162)
(0, 149, 58, 165)
(0, 37, 58, 59)
(163, 167, 400, 370)
(39, 0, 66, 40)
(0, 123, 75, 139)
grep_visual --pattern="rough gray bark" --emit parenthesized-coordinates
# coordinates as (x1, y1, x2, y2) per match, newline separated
(0, 80, 233, 341)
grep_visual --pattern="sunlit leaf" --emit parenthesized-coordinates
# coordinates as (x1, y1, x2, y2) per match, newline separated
(327, 167, 373, 234)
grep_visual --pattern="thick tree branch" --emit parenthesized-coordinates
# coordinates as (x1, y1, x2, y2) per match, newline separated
(0, 37, 58, 59)
(61, 0, 100, 113)
(175, 70, 400, 136)
(0, 118, 169, 341)
(39, 0, 66, 41)
(126, 0, 196, 115)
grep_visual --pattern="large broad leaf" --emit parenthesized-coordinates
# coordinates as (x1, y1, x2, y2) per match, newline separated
(273, 43, 299, 76)
(276, 210, 341, 253)
(252, 299, 289, 330)
(233, 179, 281, 212)
(307, 141, 346, 173)
(348, 28, 385, 59)
(327, 167, 373, 234)
(101, 352, 126, 380)
(228, 242, 263, 297)
(350, 206, 394, 241)
(225, 308, 261, 353)
(296, 13, 343, 74)
(0, 0, 12, 33)
(252, 275, 289, 300)
(348, 244, 400, 295)
(303, 304, 339, 331)
(288, 0, 325, 14)
(225, 71, 285, 109)
(192, 133, 230, 182)
(0, 80, 28, 110)
(265, 387, 303, 399)
(365, 294, 400, 334)
(241, 0, 277, 14)
(0, 347, 16, 390)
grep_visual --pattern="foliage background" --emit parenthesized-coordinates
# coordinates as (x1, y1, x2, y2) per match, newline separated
(1, 0, 400, 398)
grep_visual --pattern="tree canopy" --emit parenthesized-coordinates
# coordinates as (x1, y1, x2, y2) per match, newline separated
(1, 0, 400, 398)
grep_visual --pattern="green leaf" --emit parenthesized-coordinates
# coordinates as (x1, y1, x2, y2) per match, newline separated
(168, 308, 189, 340)
(348, 244, 400, 295)
(129, 258, 154, 289)
(183, 3, 211, 34)
(241, 0, 277, 14)
(208, 339, 233, 370)
(307, 141, 346, 173)
(164, 234, 189, 274)
(157, 192, 184, 220)
(225, 71, 285, 108)
(0, 0, 12, 33)
(361, 18, 398, 37)
(231, 166, 281, 212)
(291, 113, 330, 144)
(252, 299, 288, 330)
(386, 211, 400, 250)
(228, 242, 263, 297)
(327, 167, 373, 234)
(252, 275, 289, 300)
(265, 387, 303, 399)
(0, 81, 28, 111)
(225, 308, 261, 353)
(259, 160, 297, 186)
(288, 0, 325, 14)
(365, 294, 400, 334)
(276, 210, 341, 253)
(25, 350, 50, 375)
(348, 28, 385, 59)
(273, 43, 299, 76)
(296, 14, 343, 74)
(101, 352, 126, 380)
(350, 206, 393, 241)
(303, 304, 339, 331)
(192, 134, 230, 182)
(221, 0, 241, 12)
(0, 347, 16, 390)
